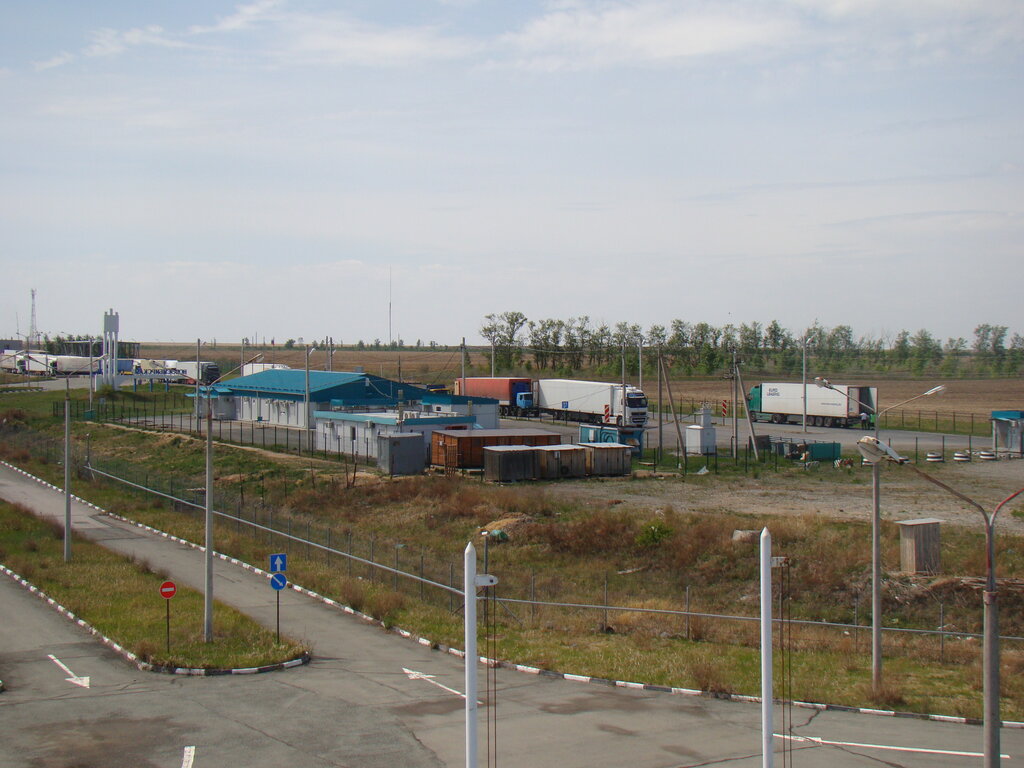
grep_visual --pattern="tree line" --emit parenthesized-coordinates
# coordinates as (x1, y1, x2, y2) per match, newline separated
(479, 312, 1023, 378)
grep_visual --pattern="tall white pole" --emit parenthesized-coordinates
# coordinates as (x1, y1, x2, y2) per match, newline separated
(204, 386, 214, 642)
(871, 461, 882, 693)
(63, 383, 72, 562)
(801, 336, 807, 434)
(464, 541, 478, 768)
(760, 527, 773, 768)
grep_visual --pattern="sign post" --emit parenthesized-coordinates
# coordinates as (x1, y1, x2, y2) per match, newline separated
(270, 573, 287, 643)
(160, 581, 177, 653)
(270, 554, 287, 644)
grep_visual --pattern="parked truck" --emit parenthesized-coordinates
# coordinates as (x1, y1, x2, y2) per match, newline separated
(454, 377, 535, 417)
(747, 382, 877, 428)
(173, 361, 222, 385)
(455, 377, 649, 426)
(536, 379, 648, 426)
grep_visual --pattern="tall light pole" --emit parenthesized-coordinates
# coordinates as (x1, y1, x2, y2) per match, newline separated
(63, 379, 72, 562)
(856, 436, 1022, 768)
(201, 351, 264, 643)
(816, 379, 944, 693)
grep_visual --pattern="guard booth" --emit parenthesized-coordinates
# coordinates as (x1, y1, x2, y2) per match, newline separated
(992, 411, 1024, 456)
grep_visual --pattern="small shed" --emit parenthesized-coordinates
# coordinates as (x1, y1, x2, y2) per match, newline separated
(431, 428, 561, 469)
(579, 442, 631, 476)
(483, 446, 539, 482)
(896, 518, 942, 574)
(992, 411, 1024, 456)
(577, 424, 645, 456)
(377, 432, 426, 476)
(534, 444, 587, 479)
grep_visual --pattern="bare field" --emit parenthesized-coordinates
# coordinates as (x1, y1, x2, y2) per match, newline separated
(663, 377, 1024, 417)
(142, 343, 1022, 415)
(551, 457, 1024, 536)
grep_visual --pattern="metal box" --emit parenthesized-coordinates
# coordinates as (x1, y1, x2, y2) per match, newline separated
(578, 442, 631, 476)
(534, 444, 587, 479)
(483, 445, 539, 482)
(896, 518, 942, 574)
(377, 432, 426, 476)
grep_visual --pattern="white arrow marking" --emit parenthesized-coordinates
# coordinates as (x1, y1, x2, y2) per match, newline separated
(47, 654, 90, 688)
(181, 746, 196, 768)
(402, 667, 481, 703)
(778, 734, 1010, 760)
(272, 555, 284, 571)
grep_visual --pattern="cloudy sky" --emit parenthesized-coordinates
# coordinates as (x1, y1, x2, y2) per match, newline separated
(2, 0, 1022, 346)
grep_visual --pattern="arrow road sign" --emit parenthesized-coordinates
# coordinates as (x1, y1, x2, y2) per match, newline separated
(270, 573, 287, 591)
(160, 581, 177, 599)
(270, 553, 287, 573)
(48, 654, 90, 688)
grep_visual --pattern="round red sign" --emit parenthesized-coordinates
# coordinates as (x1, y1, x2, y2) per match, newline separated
(159, 581, 177, 599)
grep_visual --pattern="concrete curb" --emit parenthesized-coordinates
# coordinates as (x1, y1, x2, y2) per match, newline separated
(3, 460, 1022, 729)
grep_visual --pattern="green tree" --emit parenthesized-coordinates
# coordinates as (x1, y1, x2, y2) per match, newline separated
(480, 311, 528, 371)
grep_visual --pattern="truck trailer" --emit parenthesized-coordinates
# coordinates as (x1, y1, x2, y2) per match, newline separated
(747, 382, 877, 428)
(454, 377, 649, 426)
(174, 361, 222, 385)
(534, 379, 648, 426)
(454, 377, 535, 417)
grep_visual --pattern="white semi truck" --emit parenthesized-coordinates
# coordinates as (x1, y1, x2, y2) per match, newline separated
(747, 381, 877, 428)
(534, 379, 648, 427)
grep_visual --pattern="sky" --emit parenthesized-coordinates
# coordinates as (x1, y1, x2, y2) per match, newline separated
(1, 0, 1022, 347)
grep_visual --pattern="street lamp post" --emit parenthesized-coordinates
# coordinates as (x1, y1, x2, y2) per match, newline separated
(201, 351, 264, 643)
(815, 378, 945, 694)
(856, 436, 1022, 768)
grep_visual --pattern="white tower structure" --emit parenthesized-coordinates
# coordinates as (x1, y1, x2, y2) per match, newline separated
(29, 288, 38, 351)
(101, 309, 119, 388)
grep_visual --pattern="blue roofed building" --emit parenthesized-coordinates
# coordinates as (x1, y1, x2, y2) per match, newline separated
(196, 369, 500, 471)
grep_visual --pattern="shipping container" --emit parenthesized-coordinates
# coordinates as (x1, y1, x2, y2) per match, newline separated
(431, 428, 560, 469)
(483, 445, 539, 482)
(578, 443, 632, 476)
(533, 444, 587, 479)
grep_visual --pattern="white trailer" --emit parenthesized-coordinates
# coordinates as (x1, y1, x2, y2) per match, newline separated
(52, 355, 99, 375)
(747, 382, 877, 428)
(534, 379, 648, 426)
(22, 353, 54, 375)
(241, 362, 290, 377)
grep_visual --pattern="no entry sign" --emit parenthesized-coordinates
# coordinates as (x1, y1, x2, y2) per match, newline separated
(159, 581, 177, 600)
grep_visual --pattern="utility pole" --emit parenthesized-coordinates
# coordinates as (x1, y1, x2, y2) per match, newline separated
(657, 345, 663, 465)
(63, 379, 72, 562)
(461, 338, 466, 381)
(732, 348, 738, 459)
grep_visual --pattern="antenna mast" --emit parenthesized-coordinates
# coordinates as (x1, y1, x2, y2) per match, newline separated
(29, 288, 37, 350)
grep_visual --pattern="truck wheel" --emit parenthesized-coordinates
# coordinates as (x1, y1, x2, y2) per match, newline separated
(616, 416, 622, 426)
(772, 413, 783, 424)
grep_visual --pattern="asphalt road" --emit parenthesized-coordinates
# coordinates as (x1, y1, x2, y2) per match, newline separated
(1, 464, 1019, 767)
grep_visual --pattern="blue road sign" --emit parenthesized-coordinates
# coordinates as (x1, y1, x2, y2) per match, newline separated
(270, 553, 287, 573)
(270, 573, 287, 591)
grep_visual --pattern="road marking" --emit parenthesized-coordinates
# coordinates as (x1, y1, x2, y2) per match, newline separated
(402, 667, 481, 703)
(778, 734, 1010, 759)
(181, 745, 196, 768)
(47, 654, 90, 688)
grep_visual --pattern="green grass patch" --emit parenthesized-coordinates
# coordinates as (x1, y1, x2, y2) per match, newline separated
(0, 499, 308, 669)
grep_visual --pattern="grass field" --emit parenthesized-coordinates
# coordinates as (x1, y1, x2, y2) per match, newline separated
(0, 499, 308, 669)
(3, 373, 1023, 717)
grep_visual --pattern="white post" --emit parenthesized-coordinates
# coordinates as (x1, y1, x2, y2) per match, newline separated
(760, 528, 773, 768)
(204, 389, 214, 642)
(801, 336, 807, 433)
(63, 388, 72, 562)
(464, 541, 478, 768)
